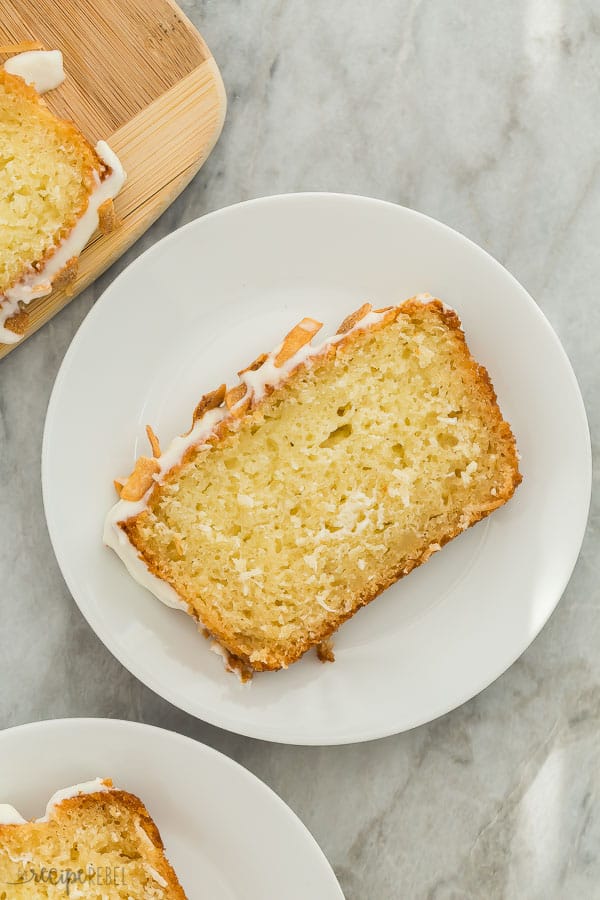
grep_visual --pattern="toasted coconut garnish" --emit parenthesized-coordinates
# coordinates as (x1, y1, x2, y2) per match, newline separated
(119, 456, 160, 501)
(225, 383, 248, 410)
(146, 425, 161, 458)
(238, 352, 268, 376)
(52, 257, 79, 292)
(275, 317, 322, 367)
(337, 303, 372, 335)
(3, 309, 29, 337)
(98, 198, 119, 234)
(316, 639, 335, 663)
(0, 41, 45, 53)
(225, 383, 251, 418)
(192, 385, 226, 424)
(337, 303, 399, 334)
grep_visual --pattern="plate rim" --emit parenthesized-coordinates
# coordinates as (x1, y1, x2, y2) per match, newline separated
(42, 191, 593, 745)
(0, 716, 344, 898)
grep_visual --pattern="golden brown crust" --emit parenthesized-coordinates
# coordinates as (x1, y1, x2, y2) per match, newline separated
(0, 66, 42, 104)
(98, 790, 186, 899)
(1, 257, 79, 335)
(117, 298, 522, 672)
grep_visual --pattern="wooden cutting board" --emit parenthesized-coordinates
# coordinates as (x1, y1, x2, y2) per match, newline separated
(0, 0, 226, 358)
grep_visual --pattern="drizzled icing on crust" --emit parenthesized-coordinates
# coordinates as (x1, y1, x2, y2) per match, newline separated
(0, 140, 126, 344)
(4, 50, 65, 94)
(104, 300, 405, 528)
(0, 779, 112, 825)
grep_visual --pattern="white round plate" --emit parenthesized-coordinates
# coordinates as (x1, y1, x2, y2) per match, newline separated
(0, 718, 343, 899)
(43, 194, 591, 745)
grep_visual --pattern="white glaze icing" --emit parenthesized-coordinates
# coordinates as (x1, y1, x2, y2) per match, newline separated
(0, 141, 126, 344)
(103, 407, 228, 612)
(103, 297, 440, 622)
(210, 641, 231, 664)
(237, 309, 390, 406)
(210, 642, 250, 684)
(4, 50, 65, 93)
(153, 407, 228, 476)
(103, 504, 189, 612)
(0, 779, 111, 825)
(414, 290, 455, 313)
(0, 804, 27, 825)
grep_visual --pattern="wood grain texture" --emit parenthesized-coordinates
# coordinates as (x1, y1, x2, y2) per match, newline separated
(0, 0, 226, 357)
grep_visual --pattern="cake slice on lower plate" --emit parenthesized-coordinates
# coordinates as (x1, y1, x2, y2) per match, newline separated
(104, 297, 521, 676)
(0, 779, 186, 898)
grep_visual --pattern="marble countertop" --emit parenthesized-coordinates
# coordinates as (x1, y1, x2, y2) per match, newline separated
(1, 2, 598, 897)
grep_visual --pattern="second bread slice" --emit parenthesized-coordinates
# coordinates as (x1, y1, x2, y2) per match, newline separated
(0, 779, 186, 898)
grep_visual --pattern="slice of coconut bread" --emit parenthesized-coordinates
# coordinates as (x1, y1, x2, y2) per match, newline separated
(0, 67, 124, 343)
(105, 297, 521, 674)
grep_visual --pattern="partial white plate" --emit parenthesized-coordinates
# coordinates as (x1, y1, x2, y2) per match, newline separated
(0, 718, 343, 899)
(42, 193, 591, 744)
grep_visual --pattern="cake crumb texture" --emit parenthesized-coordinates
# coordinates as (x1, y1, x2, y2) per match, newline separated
(0, 787, 186, 898)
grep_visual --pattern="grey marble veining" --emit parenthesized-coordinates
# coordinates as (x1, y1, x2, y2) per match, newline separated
(1, 2, 599, 898)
